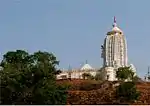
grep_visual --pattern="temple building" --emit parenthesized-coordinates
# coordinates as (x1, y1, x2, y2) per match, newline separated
(101, 17, 136, 81)
(57, 61, 98, 79)
(57, 17, 136, 81)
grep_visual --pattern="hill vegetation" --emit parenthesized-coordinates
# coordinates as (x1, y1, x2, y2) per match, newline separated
(0, 50, 68, 105)
(57, 79, 150, 105)
(0, 49, 149, 105)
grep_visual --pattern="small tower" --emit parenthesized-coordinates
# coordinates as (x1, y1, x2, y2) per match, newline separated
(68, 65, 72, 79)
(68, 64, 72, 71)
(145, 66, 150, 81)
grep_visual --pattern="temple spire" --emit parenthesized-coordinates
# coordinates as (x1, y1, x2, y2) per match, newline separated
(68, 64, 72, 71)
(85, 60, 88, 64)
(114, 16, 116, 23)
(113, 16, 117, 27)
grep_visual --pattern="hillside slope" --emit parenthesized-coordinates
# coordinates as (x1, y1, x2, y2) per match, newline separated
(57, 79, 150, 105)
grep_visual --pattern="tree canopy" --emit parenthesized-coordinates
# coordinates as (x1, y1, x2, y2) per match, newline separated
(94, 68, 105, 81)
(0, 50, 67, 105)
(82, 73, 94, 80)
(115, 66, 140, 104)
(116, 66, 135, 81)
(116, 82, 140, 103)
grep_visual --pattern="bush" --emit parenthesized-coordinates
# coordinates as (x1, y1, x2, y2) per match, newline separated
(116, 67, 135, 81)
(116, 82, 140, 103)
(95, 72, 103, 81)
(82, 73, 94, 80)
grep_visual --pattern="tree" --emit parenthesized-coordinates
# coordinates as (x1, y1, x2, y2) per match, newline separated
(95, 72, 103, 80)
(95, 68, 107, 81)
(82, 73, 94, 80)
(115, 67, 140, 104)
(148, 75, 150, 80)
(116, 82, 140, 103)
(116, 67, 135, 81)
(0, 50, 68, 105)
(55, 69, 62, 75)
(94, 69, 105, 81)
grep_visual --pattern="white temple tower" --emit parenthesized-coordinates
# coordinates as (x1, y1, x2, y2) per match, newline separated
(101, 17, 128, 81)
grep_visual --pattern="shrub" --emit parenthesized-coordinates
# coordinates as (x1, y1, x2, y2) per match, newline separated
(116, 82, 140, 103)
(116, 67, 135, 81)
(82, 73, 94, 80)
(95, 72, 103, 81)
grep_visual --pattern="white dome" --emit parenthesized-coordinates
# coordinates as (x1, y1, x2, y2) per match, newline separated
(80, 64, 93, 70)
(129, 64, 136, 72)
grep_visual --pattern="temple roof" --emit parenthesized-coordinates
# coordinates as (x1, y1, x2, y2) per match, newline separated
(80, 63, 93, 70)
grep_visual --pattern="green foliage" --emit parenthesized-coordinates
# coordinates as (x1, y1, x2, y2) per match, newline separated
(116, 82, 140, 103)
(60, 81, 72, 89)
(95, 72, 103, 80)
(82, 73, 94, 80)
(148, 75, 150, 80)
(94, 68, 105, 81)
(0, 50, 68, 105)
(116, 67, 140, 103)
(116, 67, 135, 81)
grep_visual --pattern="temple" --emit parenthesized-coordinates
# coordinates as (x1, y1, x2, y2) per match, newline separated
(57, 17, 136, 81)
(102, 17, 128, 67)
(57, 61, 98, 79)
(101, 16, 136, 81)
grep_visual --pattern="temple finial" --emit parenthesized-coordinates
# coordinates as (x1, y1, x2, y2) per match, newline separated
(113, 16, 117, 27)
(68, 64, 72, 70)
(114, 16, 116, 23)
(86, 60, 88, 64)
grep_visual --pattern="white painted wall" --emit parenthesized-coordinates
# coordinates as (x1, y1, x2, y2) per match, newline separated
(57, 70, 97, 79)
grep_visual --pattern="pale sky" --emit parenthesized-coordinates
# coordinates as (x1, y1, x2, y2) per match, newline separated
(0, 0, 150, 78)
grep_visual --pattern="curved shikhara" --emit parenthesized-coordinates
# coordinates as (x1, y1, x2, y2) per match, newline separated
(101, 20, 128, 68)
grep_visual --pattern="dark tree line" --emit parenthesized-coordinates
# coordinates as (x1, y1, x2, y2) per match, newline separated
(0, 50, 67, 105)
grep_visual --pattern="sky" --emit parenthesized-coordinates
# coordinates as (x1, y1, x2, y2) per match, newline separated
(0, 0, 150, 78)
